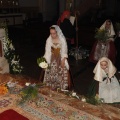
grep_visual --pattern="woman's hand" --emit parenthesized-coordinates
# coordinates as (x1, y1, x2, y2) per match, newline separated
(61, 58, 66, 68)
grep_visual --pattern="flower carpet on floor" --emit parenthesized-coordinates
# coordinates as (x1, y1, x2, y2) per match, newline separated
(0, 91, 101, 120)
(0, 73, 120, 120)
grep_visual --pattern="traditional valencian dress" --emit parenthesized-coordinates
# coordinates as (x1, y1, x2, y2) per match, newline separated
(89, 20, 116, 64)
(43, 25, 72, 90)
(93, 57, 120, 103)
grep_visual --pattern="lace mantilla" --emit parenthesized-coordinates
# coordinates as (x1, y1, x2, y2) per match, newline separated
(52, 42, 61, 49)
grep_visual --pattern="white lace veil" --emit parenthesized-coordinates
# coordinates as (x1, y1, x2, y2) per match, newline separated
(93, 57, 116, 82)
(44, 25, 69, 69)
(50, 25, 66, 40)
(100, 20, 115, 36)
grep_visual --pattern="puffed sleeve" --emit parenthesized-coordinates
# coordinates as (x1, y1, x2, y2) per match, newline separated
(43, 37, 52, 64)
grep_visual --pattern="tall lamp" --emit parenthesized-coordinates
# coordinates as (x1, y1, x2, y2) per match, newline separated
(66, 0, 82, 60)
(74, 10, 82, 60)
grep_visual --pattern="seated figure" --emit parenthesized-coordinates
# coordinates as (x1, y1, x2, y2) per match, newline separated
(89, 57, 120, 103)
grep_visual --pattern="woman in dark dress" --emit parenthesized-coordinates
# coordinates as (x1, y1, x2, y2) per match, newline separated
(57, 10, 76, 50)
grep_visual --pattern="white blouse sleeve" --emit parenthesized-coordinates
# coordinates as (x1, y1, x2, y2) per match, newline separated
(43, 38, 52, 64)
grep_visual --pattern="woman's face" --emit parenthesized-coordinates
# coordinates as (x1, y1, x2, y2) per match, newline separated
(105, 21, 111, 30)
(100, 61, 108, 70)
(50, 29, 57, 39)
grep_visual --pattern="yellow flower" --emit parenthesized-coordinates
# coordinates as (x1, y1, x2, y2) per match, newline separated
(0, 85, 8, 95)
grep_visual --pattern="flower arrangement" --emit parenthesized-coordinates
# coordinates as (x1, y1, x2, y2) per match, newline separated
(6, 81, 22, 94)
(94, 28, 109, 43)
(58, 88, 104, 105)
(0, 22, 23, 74)
(18, 83, 45, 104)
(19, 83, 39, 104)
(115, 22, 120, 32)
(0, 85, 8, 95)
(7, 81, 18, 88)
(37, 57, 48, 69)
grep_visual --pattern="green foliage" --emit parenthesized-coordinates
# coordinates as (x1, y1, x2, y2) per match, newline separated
(0, 22, 23, 74)
(86, 96, 99, 105)
(85, 94, 104, 105)
(18, 83, 45, 105)
(0, 22, 7, 28)
(37, 57, 46, 66)
(94, 28, 109, 42)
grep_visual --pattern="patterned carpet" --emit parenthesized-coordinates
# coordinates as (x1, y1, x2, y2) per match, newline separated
(0, 73, 120, 120)
(0, 91, 101, 120)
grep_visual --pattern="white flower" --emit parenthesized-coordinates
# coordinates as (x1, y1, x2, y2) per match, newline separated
(81, 98, 86, 102)
(72, 92, 76, 97)
(72, 92, 79, 99)
(1, 26, 23, 74)
(61, 89, 69, 92)
(11, 60, 18, 65)
(9, 43, 15, 50)
(39, 61, 48, 68)
(25, 82, 30, 86)
(7, 81, 18, 87)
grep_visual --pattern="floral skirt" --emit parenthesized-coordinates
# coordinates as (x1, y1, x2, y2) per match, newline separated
(43, 60, 70, 90)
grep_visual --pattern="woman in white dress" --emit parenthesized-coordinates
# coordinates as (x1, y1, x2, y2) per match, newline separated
(43, 25, 73, 90)
(93, 57, 120, 103)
